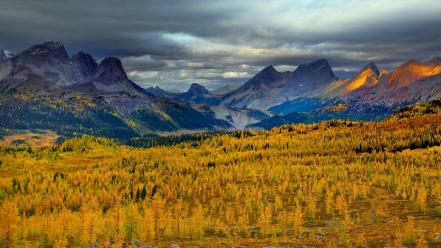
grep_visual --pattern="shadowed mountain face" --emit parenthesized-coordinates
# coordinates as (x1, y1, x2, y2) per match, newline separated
(17, 41, 69, 63)
(222, 59, 338, 109)
(187, 83, 210, 95)
(11, 41, 75, 86)
(290, 59, 338, 89)
(1, 42, 148, 98)
(78, 57, 147, 96)
(70, 52, 97, 78)
(92, 57, 127, 83)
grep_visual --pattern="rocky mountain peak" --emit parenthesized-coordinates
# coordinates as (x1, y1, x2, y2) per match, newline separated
(144, 85, 175, 98)
(84, 56, 145, 95)
(18, 41, 69, 61)
(295, 59, 333, 74)
(343, 63, 380, 92)
(93, 57, 127, 80)
(361, 62, 380, 75)
(262, 65, 277, 73)
(245, 65, 281, 87)
(71, 52, 97, 77)
(291, 59, 337, 88)
(40, 41, 64, 49)
(188, 83, 210, 95)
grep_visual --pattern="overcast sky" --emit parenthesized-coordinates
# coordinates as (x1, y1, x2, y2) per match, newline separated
(1, 0, 440, 91)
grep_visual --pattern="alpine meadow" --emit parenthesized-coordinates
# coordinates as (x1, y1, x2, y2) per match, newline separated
(1, 0, 441, 247)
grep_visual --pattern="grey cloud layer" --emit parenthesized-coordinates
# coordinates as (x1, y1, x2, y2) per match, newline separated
(0, 0, 440, 90)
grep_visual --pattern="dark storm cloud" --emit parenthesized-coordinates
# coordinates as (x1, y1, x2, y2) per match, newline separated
(0, 0, 440, 89)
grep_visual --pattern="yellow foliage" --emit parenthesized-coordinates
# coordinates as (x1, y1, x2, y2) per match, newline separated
(1, 113, 441, 246)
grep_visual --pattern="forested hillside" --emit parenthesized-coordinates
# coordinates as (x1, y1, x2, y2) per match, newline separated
(0, 94, 138, 139)
(1, 101, 441, 247)
(0, 94, 232, 139)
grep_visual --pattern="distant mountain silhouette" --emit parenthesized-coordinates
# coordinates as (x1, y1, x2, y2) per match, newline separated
(146, 83, 222, 105)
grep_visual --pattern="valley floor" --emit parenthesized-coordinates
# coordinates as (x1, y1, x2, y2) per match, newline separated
(1, 102, 441, 247)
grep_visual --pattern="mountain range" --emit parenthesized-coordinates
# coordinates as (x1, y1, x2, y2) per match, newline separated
(1, 41, 440, 138)
(0, 42, 268, 138)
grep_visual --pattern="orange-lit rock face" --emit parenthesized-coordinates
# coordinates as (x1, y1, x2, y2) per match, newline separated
(387, 60, 441, 88)
(344, 67, 379, 92)
(320, 64, 381, 97)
